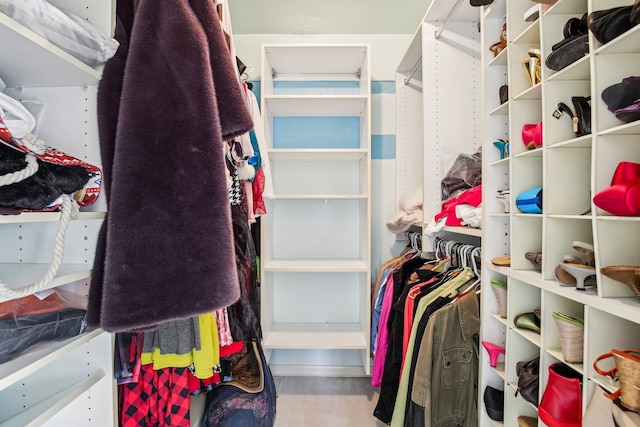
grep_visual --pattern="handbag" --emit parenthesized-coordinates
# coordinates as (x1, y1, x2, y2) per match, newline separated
(0, 117, 100, 212)
(588, 6, 635, 45)
(203, 340, 276, 427)
(594, 350, 640, 412)
(516, 186, 543, 214)
(515, 356, 539, 406)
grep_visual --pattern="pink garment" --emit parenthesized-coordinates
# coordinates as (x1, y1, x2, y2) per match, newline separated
(371, 274, 397, 387)
(214, 308, 233, 347)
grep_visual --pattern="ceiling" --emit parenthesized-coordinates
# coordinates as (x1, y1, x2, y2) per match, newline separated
(229, 0, 433, 34)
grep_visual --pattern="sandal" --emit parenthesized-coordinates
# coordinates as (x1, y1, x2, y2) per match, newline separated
(489, 23, 507, 57)
(491, 255, 511, 267)
(525, 252, 542, 272)
(554, 263, 596, 290)
(572, 241, 595, 267)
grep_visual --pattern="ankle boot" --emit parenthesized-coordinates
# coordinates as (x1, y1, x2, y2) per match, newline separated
(539, 363, 582, 427)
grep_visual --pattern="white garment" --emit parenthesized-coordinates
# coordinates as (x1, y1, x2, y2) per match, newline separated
(456, 205, 482, 228)
(386, 186, 423, 234)
(0, 92, 36, 138)
(214, 0, 237, 76)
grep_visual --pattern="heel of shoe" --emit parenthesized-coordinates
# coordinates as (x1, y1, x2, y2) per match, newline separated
(552, 311, 584, 363)
(522, 57, 540, 86)
(571, 96, 591, 135)
(557, 263, 596, 291)
(482, 341, 506, 367)
(492, 139, 509, 159)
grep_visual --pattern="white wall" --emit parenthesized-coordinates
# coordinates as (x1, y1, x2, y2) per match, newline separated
(235, 34, 412, 276)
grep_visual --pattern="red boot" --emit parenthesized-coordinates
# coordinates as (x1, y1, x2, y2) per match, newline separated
(539, 363, 582, 427)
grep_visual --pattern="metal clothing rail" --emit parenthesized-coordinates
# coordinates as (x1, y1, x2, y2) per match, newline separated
(404, 0, 465, 85)
(403, 58, 422, 86)
(434, 0, 465, 39)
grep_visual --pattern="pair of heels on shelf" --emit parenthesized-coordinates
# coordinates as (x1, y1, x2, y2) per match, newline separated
(482, 341, 505, 368)
(552, 96, 592, 137)
(515, 308, 541, 334)
(554, 241, 596, 291)
(601, 265, 640, 300)
(495, 189, 510, 213)
(594, 161, 640, 217)
(489, 23, 507, 57)
(602, 76, 640, 124)
(522, 48, 542, 86)
(492, 139, 509, 160)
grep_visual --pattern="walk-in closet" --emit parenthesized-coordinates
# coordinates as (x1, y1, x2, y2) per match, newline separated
(1, 0, 639, 426)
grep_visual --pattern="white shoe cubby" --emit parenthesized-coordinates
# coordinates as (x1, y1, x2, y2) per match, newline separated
(480, 0, 640, 425)
(260, 43, 372, 376)
(0, 0, 115, 425)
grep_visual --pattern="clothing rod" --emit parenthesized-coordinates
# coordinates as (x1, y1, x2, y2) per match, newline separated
(403, 57, 422, 85)
(434, 0, 465, 39)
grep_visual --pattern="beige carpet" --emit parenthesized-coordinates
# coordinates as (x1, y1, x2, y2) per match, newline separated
(273, 376, 387, 427)
(191, 376, 388, 426)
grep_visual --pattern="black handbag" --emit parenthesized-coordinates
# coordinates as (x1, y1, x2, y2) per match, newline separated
(515, 357, 540, 407)
(588, 6, 635, 45)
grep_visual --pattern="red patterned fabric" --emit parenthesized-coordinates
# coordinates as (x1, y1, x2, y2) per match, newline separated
(252, 167, 266, 215)
(120, 365, 191, 427)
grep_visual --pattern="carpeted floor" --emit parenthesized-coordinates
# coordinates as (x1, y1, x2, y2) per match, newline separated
(191, 376, 387, 426)
(273, 376, 387, 427)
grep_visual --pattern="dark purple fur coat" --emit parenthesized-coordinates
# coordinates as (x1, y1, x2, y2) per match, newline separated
(87, 0, 253, 332)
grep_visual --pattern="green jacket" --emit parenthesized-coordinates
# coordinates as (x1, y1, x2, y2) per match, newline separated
(411, 290, 480, 426)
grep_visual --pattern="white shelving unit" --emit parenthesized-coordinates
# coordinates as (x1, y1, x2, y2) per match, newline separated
(0, 1, 115, 425)
(480, 0, 640, 425)
(395, 0, 482, 249)
(260, 43, 372, 376)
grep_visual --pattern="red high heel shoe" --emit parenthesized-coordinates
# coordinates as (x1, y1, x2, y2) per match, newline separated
(593, 177, 640, 216)
(611, 161, 640, 185)
(482, 341, 506, 367)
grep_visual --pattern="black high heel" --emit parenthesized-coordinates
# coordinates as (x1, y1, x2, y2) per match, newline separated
(572, 96, 591, 135)
(552, 96, 591, 137)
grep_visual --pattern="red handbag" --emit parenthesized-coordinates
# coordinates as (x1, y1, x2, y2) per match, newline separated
(522, 122, 543, 150)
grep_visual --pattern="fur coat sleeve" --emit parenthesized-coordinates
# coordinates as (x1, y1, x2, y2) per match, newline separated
(87, 0, 253, 332)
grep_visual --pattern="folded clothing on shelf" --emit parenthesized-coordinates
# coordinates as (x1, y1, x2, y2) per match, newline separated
(0, 307, 87, 364)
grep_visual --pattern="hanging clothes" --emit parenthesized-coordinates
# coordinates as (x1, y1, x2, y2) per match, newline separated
(372, 238, 481, 426)
(408, 290, 480, 426)
(87, 0, 254, 332)
(119, 365, 191, 427)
